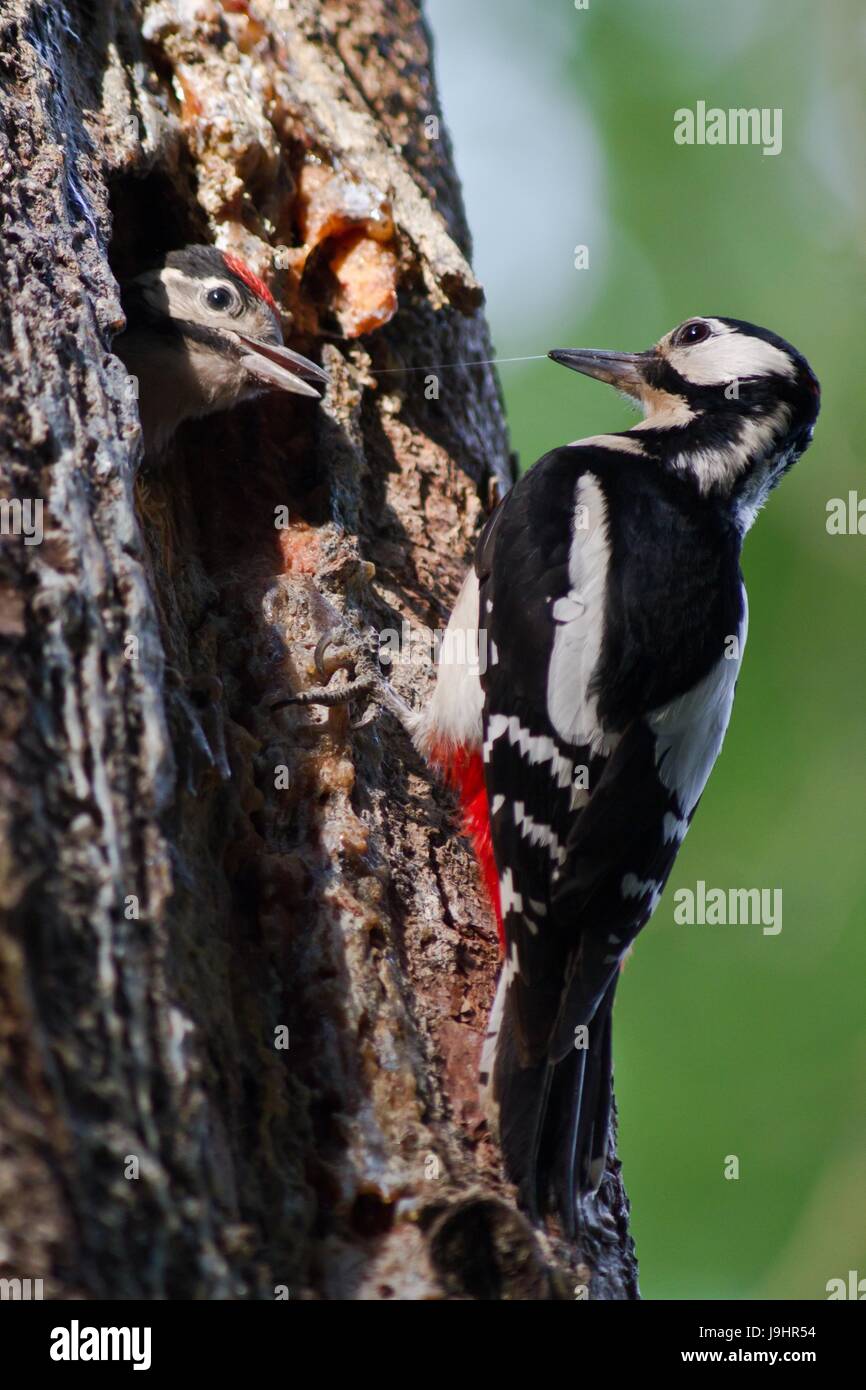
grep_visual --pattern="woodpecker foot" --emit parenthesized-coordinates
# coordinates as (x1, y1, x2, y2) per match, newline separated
(272, 673, 376, 711)
(271, 625, 416, 734)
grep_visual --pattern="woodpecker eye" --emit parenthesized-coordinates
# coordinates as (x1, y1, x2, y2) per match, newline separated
(674, 320, 711, 347)
(205, 285, 235, 312)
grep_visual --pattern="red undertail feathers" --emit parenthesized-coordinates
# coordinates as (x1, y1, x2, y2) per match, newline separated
(428, 741, 503, 946)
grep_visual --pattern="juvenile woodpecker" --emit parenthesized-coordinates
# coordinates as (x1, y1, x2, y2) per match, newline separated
(413, 316, 820, 1233)
(115, 244, 328, 454)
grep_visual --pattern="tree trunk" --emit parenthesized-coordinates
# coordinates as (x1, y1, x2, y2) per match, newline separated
(0, 0, 638, 1300)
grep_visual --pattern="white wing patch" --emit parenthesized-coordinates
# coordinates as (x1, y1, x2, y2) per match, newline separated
(546, 474, 611, 752)
(648, 588, 749, 819)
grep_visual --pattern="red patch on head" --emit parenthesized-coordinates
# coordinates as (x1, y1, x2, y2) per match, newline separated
(429, 741, 504, 949)
(221, 252, 278, 315)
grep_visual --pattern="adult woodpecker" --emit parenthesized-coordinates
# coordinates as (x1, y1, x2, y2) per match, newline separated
(411, 316, 820, 1233)
(115, 244, 328, 454)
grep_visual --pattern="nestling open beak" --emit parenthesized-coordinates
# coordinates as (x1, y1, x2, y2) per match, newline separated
(232, 331, 331, 399)
(548, 348, 650, 400)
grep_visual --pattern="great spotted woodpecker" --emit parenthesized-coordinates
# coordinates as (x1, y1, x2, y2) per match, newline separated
(413, 316, 820, 1233)
(115, 244, 328, 454)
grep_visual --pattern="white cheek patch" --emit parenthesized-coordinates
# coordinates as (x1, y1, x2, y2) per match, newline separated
(156, 266, 202, 320)
(667, 328, 796, 386)
(155, 268, 279, 340)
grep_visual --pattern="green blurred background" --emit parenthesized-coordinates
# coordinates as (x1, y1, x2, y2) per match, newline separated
(426, 0, 865, 1299)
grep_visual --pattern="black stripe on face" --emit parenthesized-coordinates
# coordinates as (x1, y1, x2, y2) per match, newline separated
(172, 320, 245, 360)
(649, 353, 786, 414)
(648, 320, 819, 435)
(636, 351, 812, 490)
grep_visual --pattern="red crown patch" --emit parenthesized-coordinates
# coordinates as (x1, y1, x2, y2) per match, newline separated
(221, 252, 278, 315)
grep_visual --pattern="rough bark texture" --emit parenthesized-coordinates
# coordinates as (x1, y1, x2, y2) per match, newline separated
(0, 0, 638, 1299)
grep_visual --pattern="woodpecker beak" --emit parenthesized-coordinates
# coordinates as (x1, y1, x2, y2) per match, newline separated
(548, 348, 650, 400)
(231, 332, 330, 399)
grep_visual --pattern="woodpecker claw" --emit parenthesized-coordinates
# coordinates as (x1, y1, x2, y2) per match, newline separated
(270, 624, 416, 735)
(271, 673, 375, 712)
(314, 626, 353, 680)
(350, 702, 381, 731)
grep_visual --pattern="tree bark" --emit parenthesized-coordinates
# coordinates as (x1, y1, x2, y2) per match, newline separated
(0, 0, 638, 1299)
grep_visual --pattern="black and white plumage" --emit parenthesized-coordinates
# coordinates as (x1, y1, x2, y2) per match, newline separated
(416, 315, 820, 1234)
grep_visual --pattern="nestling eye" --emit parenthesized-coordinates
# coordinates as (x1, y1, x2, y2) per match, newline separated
(674, 320, 711, 347)
(205, 285, 235, 312)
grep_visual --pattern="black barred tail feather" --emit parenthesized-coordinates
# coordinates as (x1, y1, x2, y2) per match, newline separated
(482, 973, 617, 1236)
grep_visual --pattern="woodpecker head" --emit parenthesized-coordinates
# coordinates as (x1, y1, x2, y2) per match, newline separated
(115, 245, 329, 455)
(550, 316, 820, 529)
